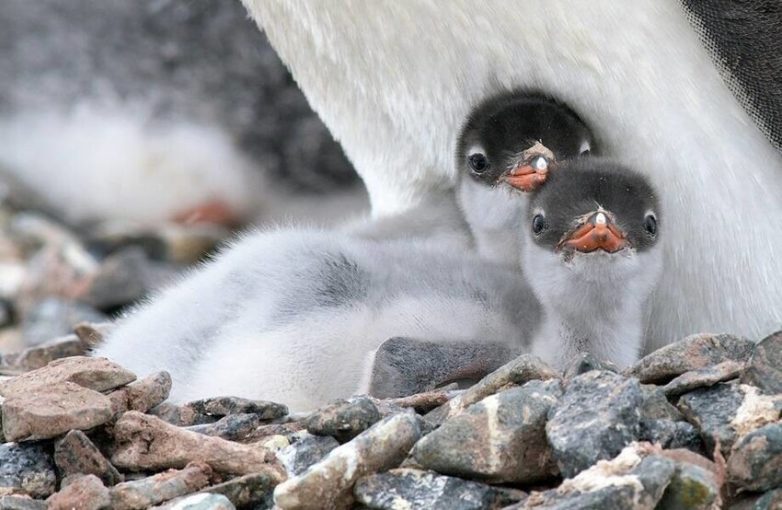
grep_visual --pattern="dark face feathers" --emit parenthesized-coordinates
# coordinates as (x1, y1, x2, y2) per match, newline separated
(527, 158, 660, 253)
(457, 91, 595, 184)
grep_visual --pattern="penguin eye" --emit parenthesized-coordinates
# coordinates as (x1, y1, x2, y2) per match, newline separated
(532, 214, 547, 235)
(643, 213, 657, 236)
(468, 153, 489, 174)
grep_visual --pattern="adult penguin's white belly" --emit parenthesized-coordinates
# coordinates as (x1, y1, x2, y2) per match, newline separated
(242, 0, 782, 349)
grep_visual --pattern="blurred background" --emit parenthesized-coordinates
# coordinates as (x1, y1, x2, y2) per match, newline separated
(0, 0, 368, 358)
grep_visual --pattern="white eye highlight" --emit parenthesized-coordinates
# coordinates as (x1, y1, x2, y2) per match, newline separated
(579, 140, 591, 154)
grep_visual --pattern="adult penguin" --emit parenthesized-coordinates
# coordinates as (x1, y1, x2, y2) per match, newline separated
(241, 1, 782, 350)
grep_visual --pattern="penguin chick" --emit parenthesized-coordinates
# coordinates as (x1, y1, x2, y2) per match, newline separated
(521, 158, 662, 369)
(456, 92, 594, 266)
(94, 222, 540, 411)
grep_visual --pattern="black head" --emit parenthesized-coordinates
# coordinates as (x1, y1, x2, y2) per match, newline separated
(527, 158, 660, 254)
(457, 91, 595, 185)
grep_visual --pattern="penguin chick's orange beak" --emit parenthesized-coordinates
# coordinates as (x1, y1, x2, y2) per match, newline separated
(559, 211, 628, 253)
(501, 163, 548, 192)
(500, 141, 555, 192)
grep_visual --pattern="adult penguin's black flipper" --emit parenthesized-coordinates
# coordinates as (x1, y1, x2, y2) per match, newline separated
(683, 0, 782, 151)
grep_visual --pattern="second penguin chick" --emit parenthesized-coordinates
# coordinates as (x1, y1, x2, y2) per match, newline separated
(457, 91, 594, 266)
(521, 158, 662, 369)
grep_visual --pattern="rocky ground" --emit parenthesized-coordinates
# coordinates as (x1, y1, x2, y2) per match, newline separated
(0, 322, 780, 509)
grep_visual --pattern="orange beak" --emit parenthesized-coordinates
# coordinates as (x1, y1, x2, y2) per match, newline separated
(558, 211, 628, 253)
(500, 142, 555, 192)
(501, 162, 548, 192)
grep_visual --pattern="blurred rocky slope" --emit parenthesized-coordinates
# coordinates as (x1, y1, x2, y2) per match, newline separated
(0, 0, 366, 226)
(0, 0, 368, 352)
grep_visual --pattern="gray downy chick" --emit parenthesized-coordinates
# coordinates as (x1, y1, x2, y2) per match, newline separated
(521, 158, 662, 369)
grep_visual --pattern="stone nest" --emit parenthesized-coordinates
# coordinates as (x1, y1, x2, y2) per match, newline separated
(0, 328, 780, 509)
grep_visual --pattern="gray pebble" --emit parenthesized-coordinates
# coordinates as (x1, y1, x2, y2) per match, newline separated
(741, 330, 782, 395)
(303, 396, 381, 443)
(546, 371, 643, 477)
(0, 442, 56, 499)
(625, 333, 754, 384)
(728, 422, 782, 492)
(677, 383, 782, 457)
(278, 431, 340, 476)
(662, 360, 744, 397)
(354, 468, 526, 510)
(184, 396, 288, 421)
(412, 379, 561, 483)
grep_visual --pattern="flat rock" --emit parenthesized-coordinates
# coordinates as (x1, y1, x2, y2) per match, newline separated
(662, 360, 744, 397)
(112, 411, 285, 478)
(625, 333, 754, 384)
(2, 381, 113, 441)
(741, 330, 782, 394)
(186, 413, 269, 442)
(677, 383, 782, 457)
(0, 496, 47, 510)
(183, 396, 287, 421)
(277, 431, 340, 476)
(516, 443, 675, 510)
(54, 429, 123, 486)
(354, 468, 526, 510)
(274, 413, 422, 510)
(412, 379, 561, 483)
(0, 442, 56, 498)
(47, 474, 110, 510)
(427, 354, 558, 424)
(0, 356, 136, 397)
(545, 370, 643, 478)
(6, 334, 89, 371)
(109, 462, 212, 510)
(148, 403, 218, 427)
(303, 396, 381, 443)
(379, 388, 453, 414)
(727, 422, 782, 492)
(562, 353, 618, 379)
(108, 371, 172, 416)
(367, 337, 515, 398)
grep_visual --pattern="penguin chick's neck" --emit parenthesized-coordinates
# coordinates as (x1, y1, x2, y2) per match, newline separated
(526, 248, 659, 369)
(521, 159, 662, 369)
